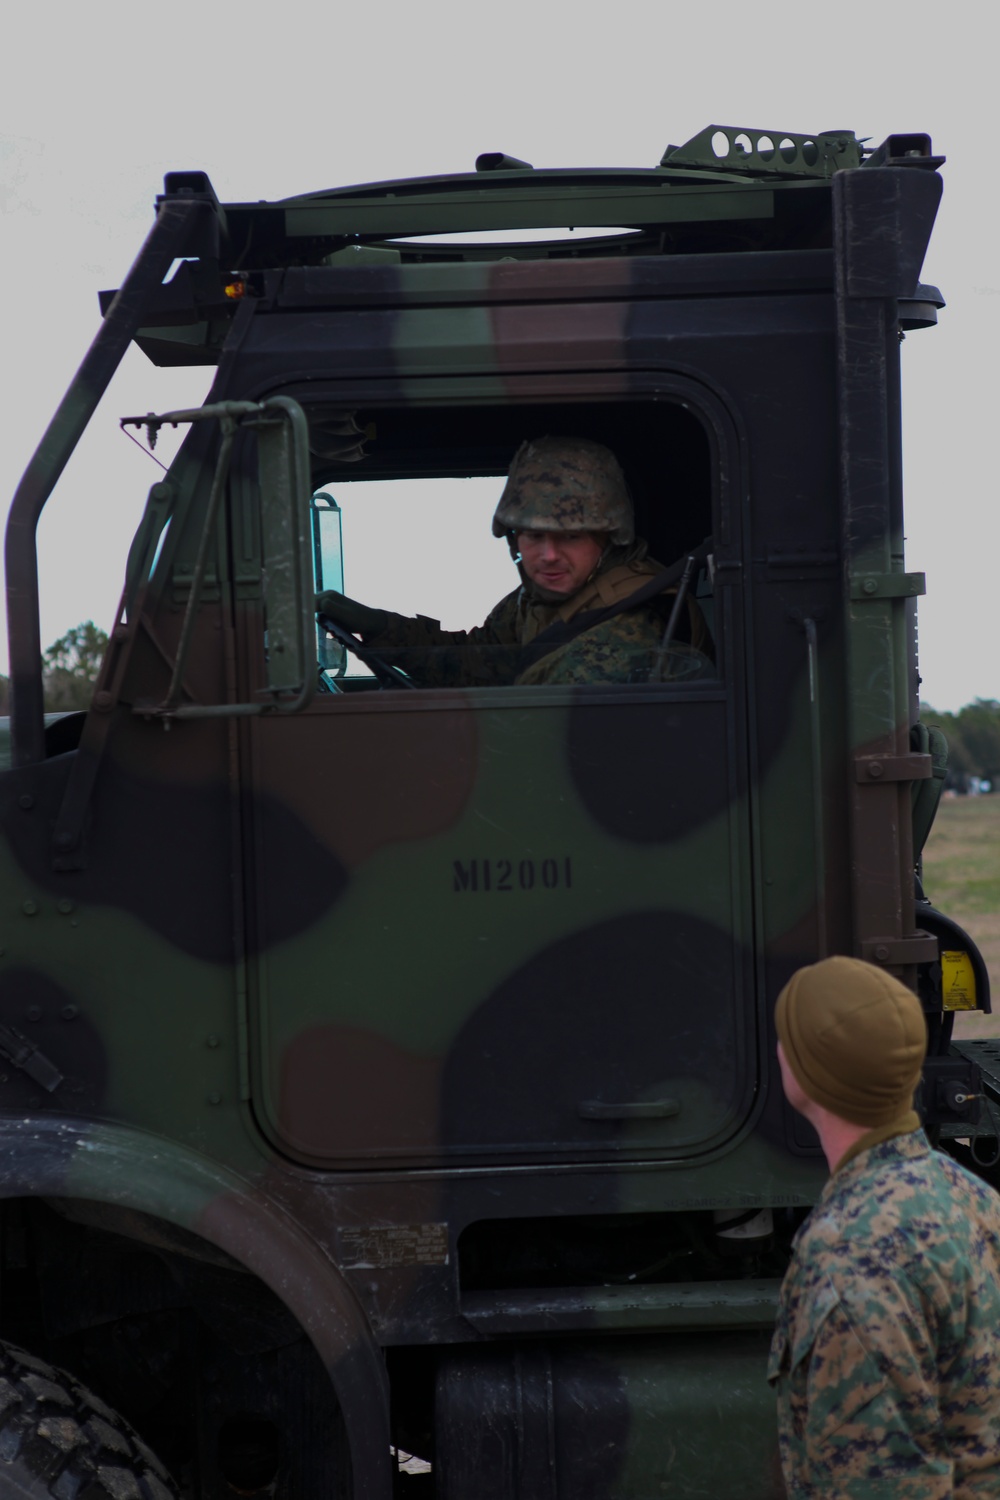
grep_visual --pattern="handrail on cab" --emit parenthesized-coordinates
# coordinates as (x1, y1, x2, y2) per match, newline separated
(4, 192, 222, 768)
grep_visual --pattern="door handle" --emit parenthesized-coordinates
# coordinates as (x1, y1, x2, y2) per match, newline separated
(578, 1099, 680, 1121)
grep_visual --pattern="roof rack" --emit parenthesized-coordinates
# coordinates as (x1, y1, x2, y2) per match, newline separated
(661, 125, 864, 178)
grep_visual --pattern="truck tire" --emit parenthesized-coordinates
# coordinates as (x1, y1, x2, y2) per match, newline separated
(0, 1341, 177, 1498)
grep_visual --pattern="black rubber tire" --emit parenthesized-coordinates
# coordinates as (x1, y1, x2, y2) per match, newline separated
(0, 1341, 178, 1498)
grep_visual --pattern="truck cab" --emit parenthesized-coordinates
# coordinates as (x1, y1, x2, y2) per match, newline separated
(0, 125, 991, 1500)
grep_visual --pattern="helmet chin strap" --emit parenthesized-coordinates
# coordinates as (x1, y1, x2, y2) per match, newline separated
(587, 540, 609, 583)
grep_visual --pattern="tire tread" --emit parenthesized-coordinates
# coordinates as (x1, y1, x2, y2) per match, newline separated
(0, 1343, 177, 1499)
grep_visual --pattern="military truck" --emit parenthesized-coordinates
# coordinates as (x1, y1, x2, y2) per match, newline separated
(1, 125, 996, 1499)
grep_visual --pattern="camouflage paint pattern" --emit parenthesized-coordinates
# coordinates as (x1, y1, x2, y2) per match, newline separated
(769, 1131, 1000, 1497)
(0, 132, 968, 1497)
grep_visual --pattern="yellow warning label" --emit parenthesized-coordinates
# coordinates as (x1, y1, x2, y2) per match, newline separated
(941, 950, 977, 1011)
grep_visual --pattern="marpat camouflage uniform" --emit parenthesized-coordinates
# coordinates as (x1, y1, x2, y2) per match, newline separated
(366, 550, 712, 688)
(769, 1130, 1000, 1498)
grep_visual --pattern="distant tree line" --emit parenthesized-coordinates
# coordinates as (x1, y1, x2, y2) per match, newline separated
(40, 622, 110, 711)
(0, 627, 995, 794)
(0, 621, 110, 715)
(921, 700, 1000, 791)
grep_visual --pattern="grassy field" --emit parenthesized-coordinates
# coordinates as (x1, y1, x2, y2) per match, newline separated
(922, 795, 1000, 1038)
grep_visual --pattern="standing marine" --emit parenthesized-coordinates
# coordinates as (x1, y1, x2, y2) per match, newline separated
(316, 435, 712, 686)
(770, 955, 1000, 1498)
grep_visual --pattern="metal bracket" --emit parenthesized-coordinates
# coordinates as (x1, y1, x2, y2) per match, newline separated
(860, 135, 945, 173)
(854, 753, 932, 784)
(850, 572, 925, 600)
(0, 1025, 63, 1092)
(862, 931, 938, 966)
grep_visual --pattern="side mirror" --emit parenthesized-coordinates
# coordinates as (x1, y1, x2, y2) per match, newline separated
(311, 490, 346, 679)
(122, 396, 317, 719)
(49, 396, 318, 866)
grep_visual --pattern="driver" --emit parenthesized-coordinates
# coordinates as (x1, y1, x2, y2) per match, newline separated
(315, 435, 711, 687)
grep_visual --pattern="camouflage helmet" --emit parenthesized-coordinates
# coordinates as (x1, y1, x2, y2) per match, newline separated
(492, 436, 634, 546)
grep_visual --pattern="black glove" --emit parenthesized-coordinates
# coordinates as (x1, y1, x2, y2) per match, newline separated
(315, 590, 387, 640)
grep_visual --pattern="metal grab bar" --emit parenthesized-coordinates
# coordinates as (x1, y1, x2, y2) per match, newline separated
(804, 617, 827, 957)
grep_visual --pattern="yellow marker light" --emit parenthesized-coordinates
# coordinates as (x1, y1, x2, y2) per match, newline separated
(224, 279, 246, 299)
(941, 950, 977, 1011)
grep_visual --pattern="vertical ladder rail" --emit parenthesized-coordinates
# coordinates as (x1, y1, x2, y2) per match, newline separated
(5, 194, 216, 767)
(834, 162, 942, 980)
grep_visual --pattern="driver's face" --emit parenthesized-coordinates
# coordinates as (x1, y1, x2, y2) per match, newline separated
(517, 530, 605, 596)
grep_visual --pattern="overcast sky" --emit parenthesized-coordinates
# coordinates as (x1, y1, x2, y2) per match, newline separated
(2, 1, 995, 710)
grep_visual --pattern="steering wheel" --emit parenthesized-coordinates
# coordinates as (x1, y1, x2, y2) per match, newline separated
(316, 613, 417, 690)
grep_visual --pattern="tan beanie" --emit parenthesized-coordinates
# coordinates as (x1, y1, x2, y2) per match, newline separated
(775, 956, 926, 1127)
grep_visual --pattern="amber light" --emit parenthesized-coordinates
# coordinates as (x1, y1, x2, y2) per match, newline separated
(224, 279, 246, 299)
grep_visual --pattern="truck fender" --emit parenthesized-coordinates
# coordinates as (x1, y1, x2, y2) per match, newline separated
(0, 1112, 391, 1500)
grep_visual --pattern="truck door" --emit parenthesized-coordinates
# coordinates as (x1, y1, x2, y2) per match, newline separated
(243, 389, 754, 1171)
